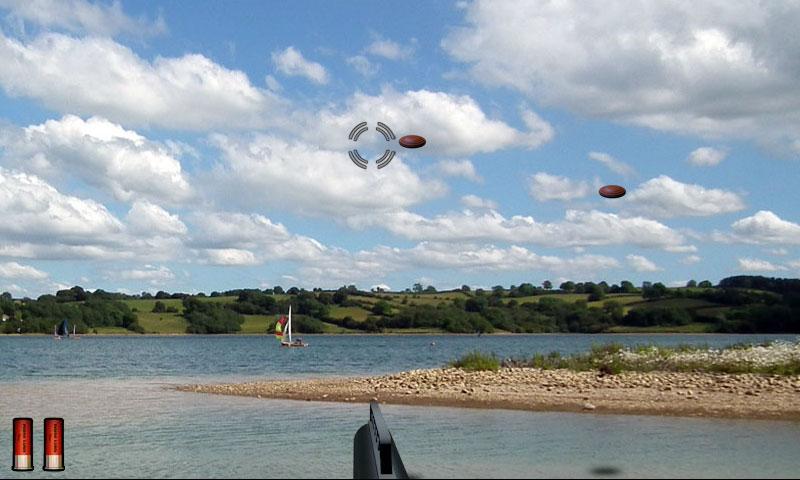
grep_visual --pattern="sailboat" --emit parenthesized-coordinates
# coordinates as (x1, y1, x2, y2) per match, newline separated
(71, 325, 80, 340)
(54, 319, 69, 340)
(275, 305, 308, 348)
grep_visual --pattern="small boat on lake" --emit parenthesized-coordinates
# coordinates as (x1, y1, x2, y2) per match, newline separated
(275, 305, 308, 348)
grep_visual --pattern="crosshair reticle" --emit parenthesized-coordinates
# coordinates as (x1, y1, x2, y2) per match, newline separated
(348, 122, 396, 170)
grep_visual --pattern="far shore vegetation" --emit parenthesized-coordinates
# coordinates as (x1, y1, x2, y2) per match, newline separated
(2, 275, 800, 336)
(450, 340, 800, 376)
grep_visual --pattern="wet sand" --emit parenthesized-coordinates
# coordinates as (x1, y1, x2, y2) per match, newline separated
(178, 367, 800, 421)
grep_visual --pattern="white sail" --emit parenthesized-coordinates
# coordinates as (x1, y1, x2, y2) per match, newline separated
(287, 305, 292, 344)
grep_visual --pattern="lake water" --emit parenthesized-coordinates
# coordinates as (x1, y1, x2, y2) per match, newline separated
(1, 334, 799, 478)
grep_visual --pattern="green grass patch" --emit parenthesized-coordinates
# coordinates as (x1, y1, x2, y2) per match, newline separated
(329, 306, 371, 321)
(450, 351, 501, 372)
(136, 312, 187, 333)
(91, 326, 137, 335)
(605, 323, 714, 334)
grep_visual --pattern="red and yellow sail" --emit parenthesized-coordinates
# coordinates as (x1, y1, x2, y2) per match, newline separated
(275, 315, 287, 341)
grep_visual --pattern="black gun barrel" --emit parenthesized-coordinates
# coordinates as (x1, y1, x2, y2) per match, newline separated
(354, 402, 409, 479)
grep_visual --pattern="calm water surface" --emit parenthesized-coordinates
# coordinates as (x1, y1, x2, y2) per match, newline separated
(1, 335, 798, 478)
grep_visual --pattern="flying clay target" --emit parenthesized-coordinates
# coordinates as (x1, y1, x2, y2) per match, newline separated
(398, 135, 426, 149)
(599, 185, 626, 199)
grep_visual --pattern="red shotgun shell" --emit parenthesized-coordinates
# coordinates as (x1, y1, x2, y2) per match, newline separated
(43, 418, 65, 471)
(12, 418, 33, 471)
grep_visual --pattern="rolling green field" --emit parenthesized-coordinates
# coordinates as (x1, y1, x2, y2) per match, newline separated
(107, 290, 735, 335)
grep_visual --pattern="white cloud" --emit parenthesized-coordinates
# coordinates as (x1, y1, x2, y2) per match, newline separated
(768, 248, 789, 256)
(366, 38, 413, 60)
(264, 74, 282, 91)
(0, 0, 166, 37)
(0, 168, 123, 242)
(680, 255, 702, 265)
(116, 265, 175, 284)
(737, 258, 787, 272)
(688, 147, 727, 167)
(436, 159, 482, 182)
(627, 175, 745, 218)
(588, 152, 635, 178)
(2, 115, 192, 204)
(351, 209, 691, 251)
(626, 254, 661, 272)
(0, 32, 276, 130)
(528, 172, 590, 201)
(0, 261, 48, 280)
(311, 88, 554, 157)
(208, 134, 446, 217)
(443, 1, 800, 152)
(126, 201, 187, 236)
(720, 211, 800, 245)
(460, 195, 498, 210)
(189, 212, 327, 265)
(346, 55, 379, 77)
(788, 260, 800, 270)
(272, 46, 329, 84)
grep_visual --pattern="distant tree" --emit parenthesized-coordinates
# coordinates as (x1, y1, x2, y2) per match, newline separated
(686, 280, 698, 288)
(152, 301, 167, 313)
(372, 301, 391, 316)
(412, 283, 424, 293)
(517, 283, 536, 296)
(461, 284, 471, 293)
(1, 292, 12, 301)
(273, 286, 285, 295)
(642, 281, 653, 290)
(543, 280, 553, 290)
(587, 284, 606, 302)
(643, 282, 668, 300)
(287, 287, 300, 295)
(598, 281, 610, 293)
(560, 281, 576, 292)
(698, 280, 713, 288)
(155, 291, 170, 299)
(492, 285, 505, 294)
(424, 285, 437, 293)
(210, 291, 222, 297)
(141, 291, 153, 299)
(620, 281, 636, 293)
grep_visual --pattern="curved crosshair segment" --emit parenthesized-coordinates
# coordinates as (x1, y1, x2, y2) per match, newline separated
(348, 121, 397, 169)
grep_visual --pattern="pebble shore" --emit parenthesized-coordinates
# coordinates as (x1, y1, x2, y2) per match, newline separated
(177, 367, 800, 421)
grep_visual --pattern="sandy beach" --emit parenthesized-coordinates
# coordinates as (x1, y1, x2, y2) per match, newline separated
(178, 367, 800, 421)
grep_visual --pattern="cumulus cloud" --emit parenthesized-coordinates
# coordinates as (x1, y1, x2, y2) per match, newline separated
(346, 55, 379, 77)
(310, 88, 554, 156)
(366, 38, 413, 60)
(528, 172, 590, 201)
(718, 211, 800, 245)
(0, 261, 48, 280)
(588, 152, 635, 178)
(436, 160, 482, 182)
(208, 134, 446, 217)
(680, 254, 702, 265)
(272, 46, 329, 84)
(626, 254, 661, 272)
(126, 201, 187, 236)
(1, 115, 192, 204)
(460, 195, 498, 210)
(789, 260, 800, 270)
(443, 0, 800, 151)
(0, 0, 166, 37)
(0, 32, 276, 130)
(737, 258, 787, 272)
(688, 147, 727, 167)
(189, 212, 327, 266)
(626, 175, 745, 218)
(0, 168, 123, 242)
(350, 209, 691, 251)
(116, 265, 175, 284)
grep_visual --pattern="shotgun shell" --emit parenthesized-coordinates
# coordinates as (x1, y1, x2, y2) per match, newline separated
(43, 418, 65, 471)
(12, 418, 33, 471)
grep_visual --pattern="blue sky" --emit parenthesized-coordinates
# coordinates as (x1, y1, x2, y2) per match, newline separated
(0, 0, 799, 296)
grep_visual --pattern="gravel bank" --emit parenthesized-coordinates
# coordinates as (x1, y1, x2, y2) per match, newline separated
(177, 368, 800, 421)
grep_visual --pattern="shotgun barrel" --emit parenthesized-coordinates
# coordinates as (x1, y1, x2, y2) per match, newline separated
(353, 402, 409, 479)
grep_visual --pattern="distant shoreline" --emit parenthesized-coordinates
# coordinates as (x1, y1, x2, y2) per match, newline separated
(178, 367, 800, 422)
(4, 332, 797, 337)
